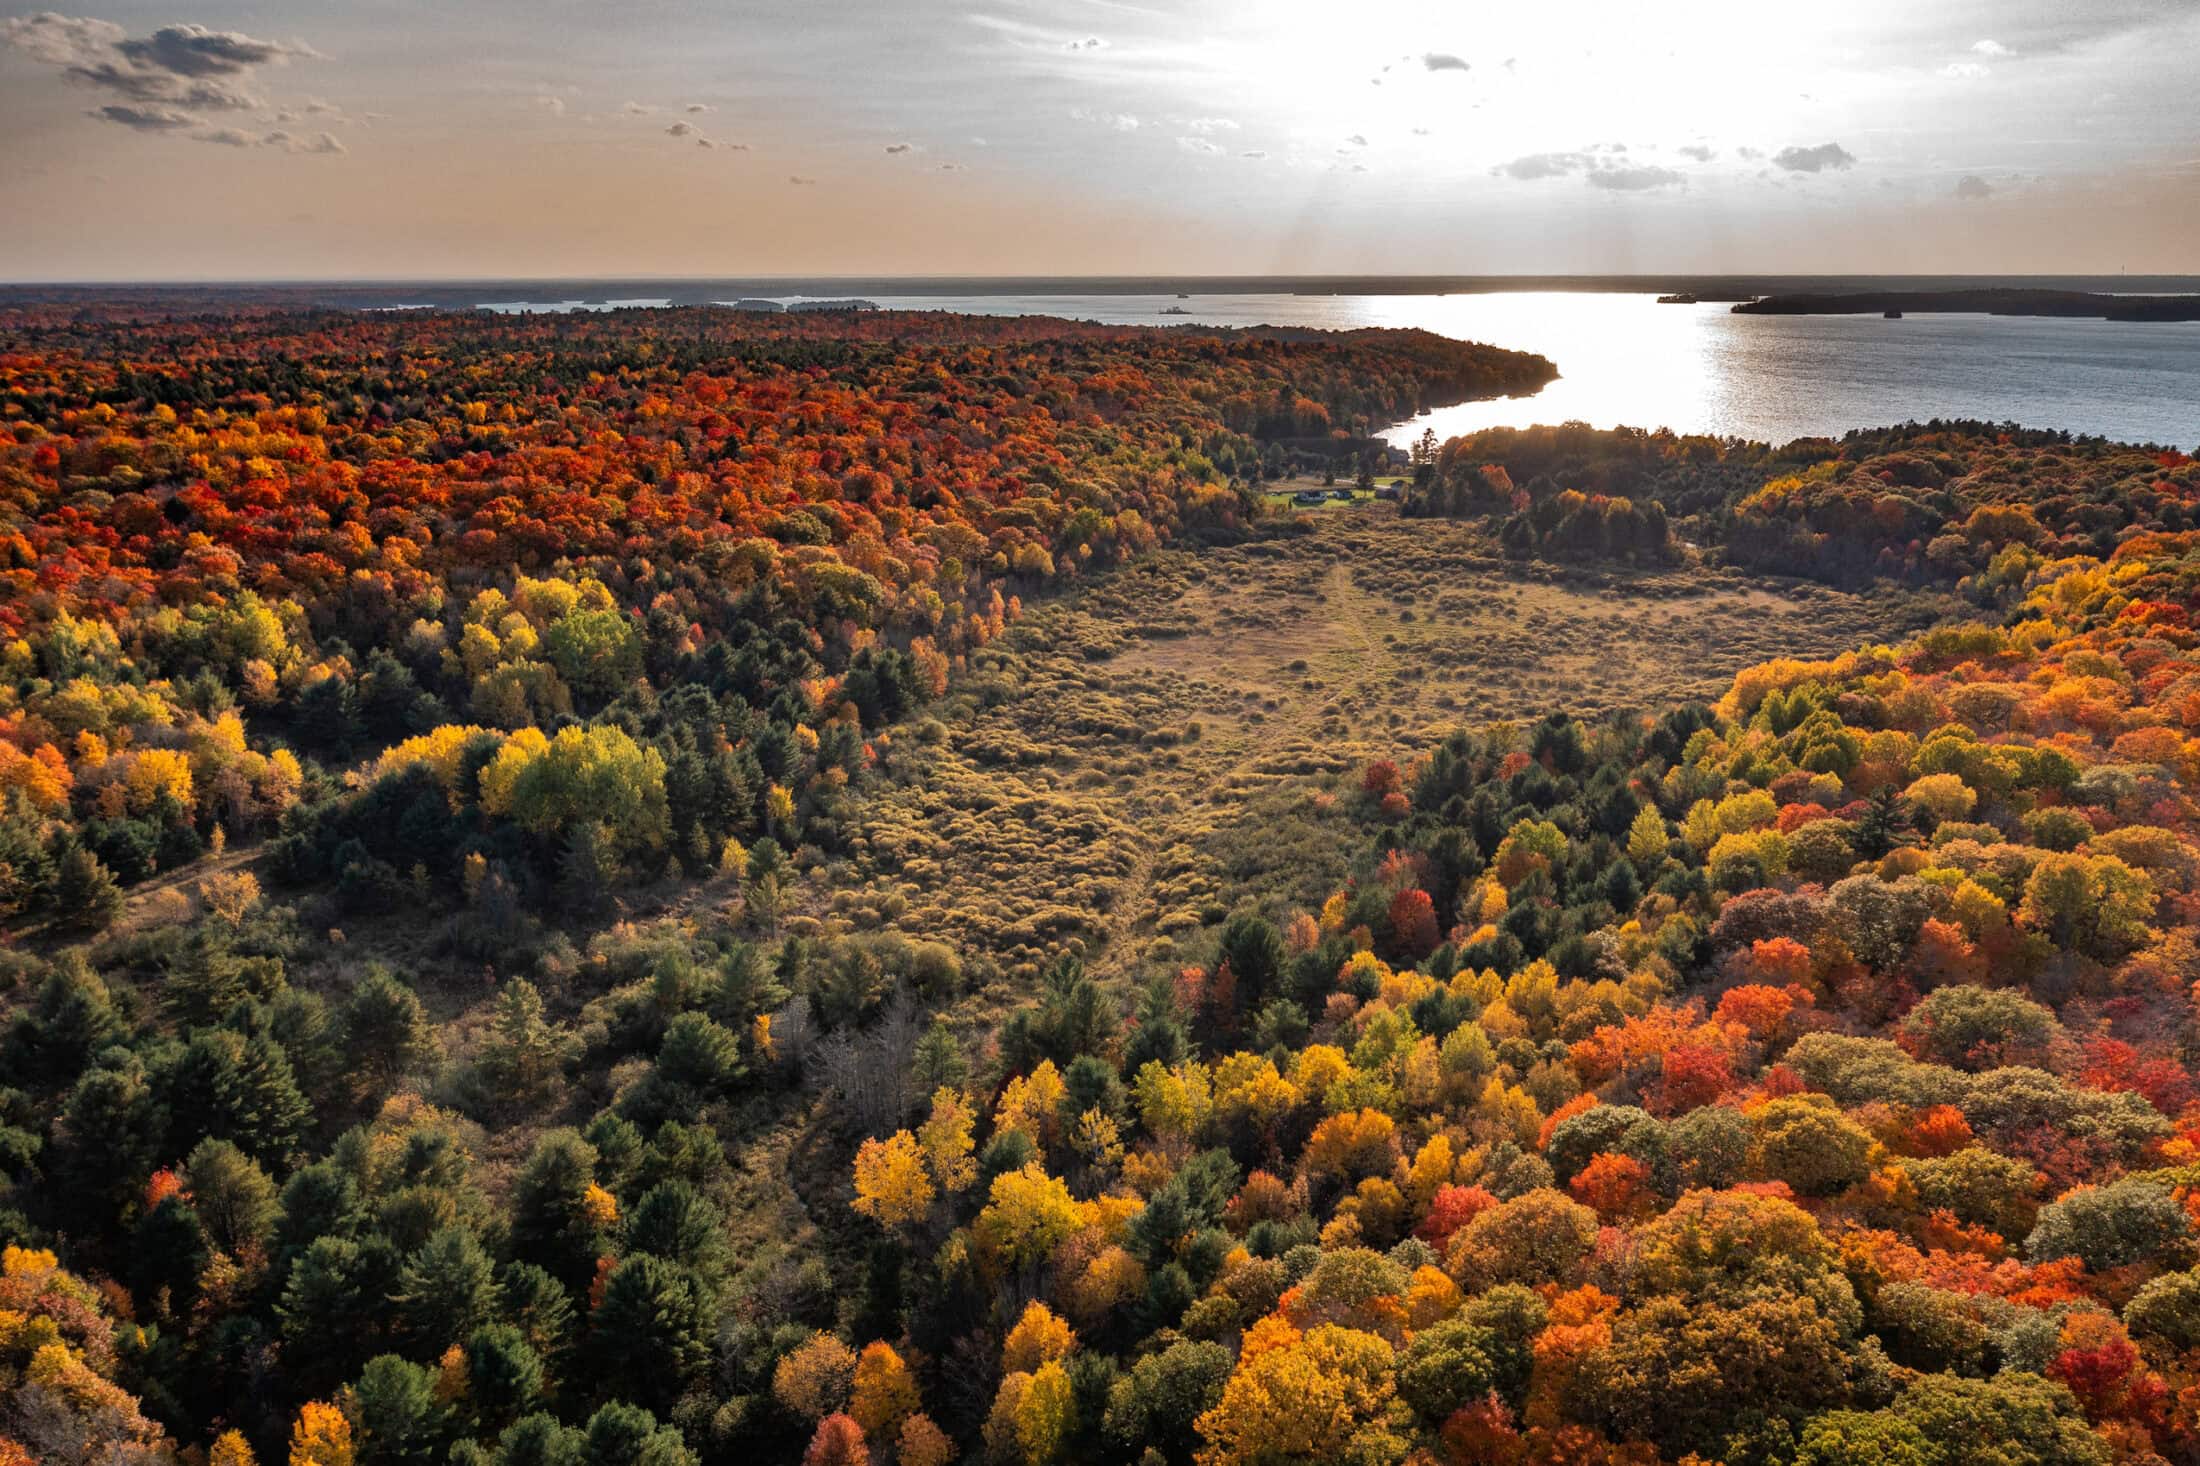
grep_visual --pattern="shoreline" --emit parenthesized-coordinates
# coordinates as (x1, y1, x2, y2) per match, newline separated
(1735, 287, 2200, 322)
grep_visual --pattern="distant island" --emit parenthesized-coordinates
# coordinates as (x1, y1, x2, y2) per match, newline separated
(1734, 287, 2200, 321)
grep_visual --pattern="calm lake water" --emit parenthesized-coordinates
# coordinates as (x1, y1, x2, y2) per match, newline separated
(816, 292, 2200, 451)
(479, 290, 2200, 450)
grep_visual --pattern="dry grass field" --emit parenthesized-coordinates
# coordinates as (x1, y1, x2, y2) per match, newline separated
(815, 506, 1941, 1002)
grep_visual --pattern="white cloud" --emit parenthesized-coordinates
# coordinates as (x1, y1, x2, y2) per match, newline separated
(1973, 39, 2010, 56)
(1183, 117, 1238, 133)
(1954, 174, 1993, 198)
(1939, 61, 1990, 79)
(2, 13, 125, 67)
(1069, 107, 1140, 132)
(1176, 136, 1223, 155)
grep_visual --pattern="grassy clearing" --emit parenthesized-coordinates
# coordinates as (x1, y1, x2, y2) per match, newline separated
(809, 508, 1942, 1000)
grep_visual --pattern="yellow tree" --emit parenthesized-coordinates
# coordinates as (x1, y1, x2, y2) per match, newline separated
(1002, 1301, 1077, 1374)
(210, 1431, 258, 1466)
(996, 1061, 1067, 1150)
(1015, 1360, 1075, 1465)
(1133, 1060, 1213, 1146)
(919, 1088, 977, 1193)
(851, 1132, 934, 1228)
(1194, 1323, 1402, 1466)
(976, 1165, 1082, 1271)
(773, 1332, 859, 1422)
(288, 1401, 354, 1466)
(848, 1341, 922, 1436)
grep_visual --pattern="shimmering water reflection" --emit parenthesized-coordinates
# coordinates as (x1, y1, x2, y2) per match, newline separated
(800, 291, 2200, 450)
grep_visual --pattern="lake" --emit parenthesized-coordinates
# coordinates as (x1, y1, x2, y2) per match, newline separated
(468, 288, 2200, 450)
(737, 291, 2199, 451)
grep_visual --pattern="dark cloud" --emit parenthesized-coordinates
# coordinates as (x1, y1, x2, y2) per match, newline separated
(1587, 165, 1683, 191)
(1239, 149, 1267, 159)
(117, 23, 316, 77)
(788, 175, 815, 185)
(1773, 141, 1856, 172)
(8, 13, 330, 137)
(63, 60, 263, 110)
(1954, 174, 1994, 198)
(1422, 52, 1470, 72)
(1500, 150, 1685, 190)
(1495, 151, 1589, 180)
(666, 121, 699, 137)
(1176, 136, 1223, 155)
(194, 125, 258, 147)
(1346, 134, 1367, 147)
(91, 102, 197, 131)
(885, 142, 914, 154)
(1678, 144, 1716, 161)
(685, 102, 715, 114)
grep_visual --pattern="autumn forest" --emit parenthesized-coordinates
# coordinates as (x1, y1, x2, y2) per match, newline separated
(3, 304, 2199, 1466)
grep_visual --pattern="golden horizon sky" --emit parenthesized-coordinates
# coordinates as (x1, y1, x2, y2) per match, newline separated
(4, 0, 2198, 281)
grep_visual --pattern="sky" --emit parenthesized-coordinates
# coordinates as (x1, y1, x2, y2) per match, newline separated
(3, 0, 2198, 281)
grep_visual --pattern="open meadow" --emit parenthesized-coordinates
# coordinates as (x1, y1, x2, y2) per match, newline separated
(827, 507, 1940, 986)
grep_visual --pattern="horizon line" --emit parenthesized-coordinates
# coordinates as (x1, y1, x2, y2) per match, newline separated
(6, 270, 2199, 290)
